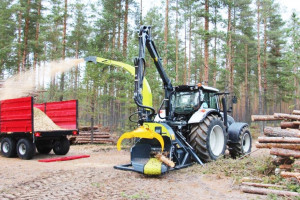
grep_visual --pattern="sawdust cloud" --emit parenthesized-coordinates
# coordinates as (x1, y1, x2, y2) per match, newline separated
(0, 58, 84, 100)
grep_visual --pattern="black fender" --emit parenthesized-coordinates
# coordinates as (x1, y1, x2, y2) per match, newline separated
(227, 122, 249, 144)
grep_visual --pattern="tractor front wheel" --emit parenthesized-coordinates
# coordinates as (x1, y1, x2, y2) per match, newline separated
(189, 115, 227, 162)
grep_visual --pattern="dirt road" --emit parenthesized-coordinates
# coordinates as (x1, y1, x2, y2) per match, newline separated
(0, 145, 263, 200)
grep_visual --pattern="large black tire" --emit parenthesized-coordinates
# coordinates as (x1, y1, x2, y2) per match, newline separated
(16, 138, 36, 160)
(189, 115, 227, 163)
(1, 137, 17, 157)
(36, 141, 53, 154)
(53, 137, 70, 155)
(229, 126, 252, 159)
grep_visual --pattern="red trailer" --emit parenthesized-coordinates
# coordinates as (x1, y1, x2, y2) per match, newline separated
(0, 97, 78, 159)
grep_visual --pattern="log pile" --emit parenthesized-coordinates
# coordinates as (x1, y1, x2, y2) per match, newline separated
(241, 111, 300, 197)
(68, 126, 116, 144)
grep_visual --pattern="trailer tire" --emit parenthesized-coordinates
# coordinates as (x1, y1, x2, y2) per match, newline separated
(189, 115, 227, 163)
(1, 137, 17, 157)
(53, 137, 70, 155)
(228, 126, 252, 159)
(16, 138, 36, 160)
(36, 142, 52, 154)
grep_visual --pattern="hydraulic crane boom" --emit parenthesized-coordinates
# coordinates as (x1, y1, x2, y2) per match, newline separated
(134, 26, 173, 123)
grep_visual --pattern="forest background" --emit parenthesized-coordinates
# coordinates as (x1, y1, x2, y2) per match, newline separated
(0, 0, 299, 132)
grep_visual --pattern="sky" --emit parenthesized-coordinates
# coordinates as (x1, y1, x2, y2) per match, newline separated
(277, 0, 300, 21)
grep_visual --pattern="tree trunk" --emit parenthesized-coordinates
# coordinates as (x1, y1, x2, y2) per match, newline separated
(213, 6, 217, 87)
(184, 22, 187, 85)
(60, 0, 67, 101)
(256, 143, 300, 150)
(18, 9, 22, 73)
(175, 0, 179, 83)
(225, 4, 232, 91)
(117, 0, 121, 50)
(21, 0, 31, 72)
(33, 0, 41, 88)
(257, 1, 263, 134)
(241, 186, 300, 197)
(123, 0, 128, 57)
(203, 0, 209, 85)
(280, 121, 299, 129)
(241, 182, 286, 189)
(264, 127, 300, 138)
(188, 7, 192, 84)
(281, 171, 300, 181)
(263, 16, 267, 115)
(163, 0, 169, 67)
(258, 136, 300, 143)
(245, 44, 249, 122)
(140, 0, 142, 25)
(270, 148, 300, 158)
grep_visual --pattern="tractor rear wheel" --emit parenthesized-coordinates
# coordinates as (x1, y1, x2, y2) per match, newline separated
(229, 126, 252, 159)
(189, 115, 227, 162)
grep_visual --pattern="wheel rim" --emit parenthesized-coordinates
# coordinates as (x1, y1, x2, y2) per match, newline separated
(2, 142, 9, 153)
(242, 132, 251, 153)
(209, 125, 224, 156)
(19, 143, 26, 155)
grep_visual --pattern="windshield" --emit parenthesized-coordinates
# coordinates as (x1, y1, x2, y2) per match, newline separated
(171, 91, 200, 114)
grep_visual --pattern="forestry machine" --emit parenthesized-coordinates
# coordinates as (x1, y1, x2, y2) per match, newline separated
(114, 26, 252, 175)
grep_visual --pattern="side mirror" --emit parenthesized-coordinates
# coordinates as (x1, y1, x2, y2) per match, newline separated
(232, 96, 237, 104)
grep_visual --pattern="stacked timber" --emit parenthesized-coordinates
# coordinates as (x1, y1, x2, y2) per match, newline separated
(68, 126, 116, 144)
(241, 111, 300, 197)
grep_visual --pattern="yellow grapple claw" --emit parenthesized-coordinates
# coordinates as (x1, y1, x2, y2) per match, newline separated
(117, 126, 164, 152)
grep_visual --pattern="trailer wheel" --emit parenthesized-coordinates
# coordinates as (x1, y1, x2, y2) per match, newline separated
(36, 141, 52, 154)
(1, 137, 17, 157)
(16, 138, 36, 160)
(189, 115, 227, 163)
(53, 137, 70, 155)
(229, 126, 252, 159)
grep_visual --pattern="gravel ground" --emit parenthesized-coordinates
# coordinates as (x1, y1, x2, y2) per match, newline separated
(0, 145, 264, 200)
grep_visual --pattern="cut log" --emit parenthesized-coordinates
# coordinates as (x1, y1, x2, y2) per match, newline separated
(264, 127, 300, 137)
(293, 121, 300, 125)
(281, 171, 300, 181)
(155, 154, 175, 167)
(241, 186, 300, 197)
(292, 110, 300, 115)
(241, 182, 286, 189)
(258, 136, 300, 143)
(251, 115, 282, 121)
(270, 148, 300, 158)
(280, 122, 299, 129)
(279, 164, 292, 170)
(274, 113, 300, 121)
(256, 143, 300, 150)
(240, 177, 262, 183)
